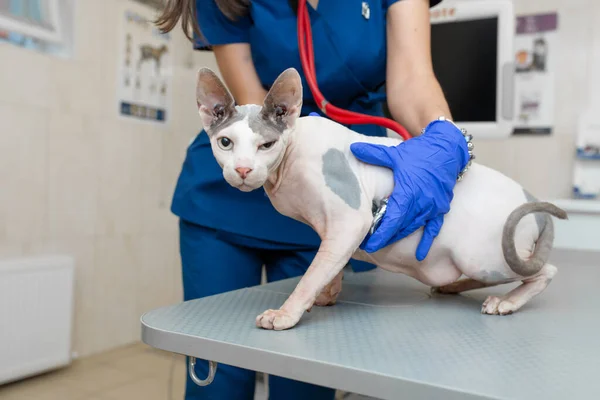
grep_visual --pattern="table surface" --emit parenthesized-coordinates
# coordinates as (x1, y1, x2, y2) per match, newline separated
(141, 249, 600, 400)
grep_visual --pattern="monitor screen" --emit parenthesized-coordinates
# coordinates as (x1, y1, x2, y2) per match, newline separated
(431, 17, 499, 123)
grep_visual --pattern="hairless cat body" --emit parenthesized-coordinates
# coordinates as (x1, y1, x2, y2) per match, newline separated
(196, 67, 568, 330)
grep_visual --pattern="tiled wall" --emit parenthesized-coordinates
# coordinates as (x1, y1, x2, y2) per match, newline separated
(0, 0, 596, 358)
(0, 0, 218, 357)
(474, 0, 599, 199)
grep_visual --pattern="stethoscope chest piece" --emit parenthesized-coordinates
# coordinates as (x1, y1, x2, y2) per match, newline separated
(362, 1, 370, 20)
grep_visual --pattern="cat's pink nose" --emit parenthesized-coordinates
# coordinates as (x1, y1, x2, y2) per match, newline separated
(235, 167, 252, 179)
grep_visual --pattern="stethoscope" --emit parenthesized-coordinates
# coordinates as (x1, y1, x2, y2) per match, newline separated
(296, 0, 412, 141)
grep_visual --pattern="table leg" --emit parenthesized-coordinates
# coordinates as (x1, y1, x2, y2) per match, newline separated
(189, 357, 218, 386)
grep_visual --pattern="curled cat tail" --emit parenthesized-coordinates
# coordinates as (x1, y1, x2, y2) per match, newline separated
(502, 202, 568, 277)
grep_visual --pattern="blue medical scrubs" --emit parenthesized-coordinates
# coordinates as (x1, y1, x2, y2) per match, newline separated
(173, 1, 441, 399)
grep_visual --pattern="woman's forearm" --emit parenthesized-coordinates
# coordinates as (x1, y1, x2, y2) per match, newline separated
(387, 72, 452, 136)
(213, 43, 268, 105)
(385, 0, 453, 136)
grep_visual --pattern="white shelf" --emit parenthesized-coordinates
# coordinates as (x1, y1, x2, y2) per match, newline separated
(546, 198, 600, 252)
(549, 198, 600, 214)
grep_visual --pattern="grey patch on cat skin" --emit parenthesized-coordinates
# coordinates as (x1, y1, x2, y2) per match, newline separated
(322, 149, 361, 210)
(207, 103, 289, 142)
(258, 102, 289, 133)
(523, 189, 537, 203)
(206, 106, 245, 136)
(246, 107, 285, 142)
(480, 270, 508, 284)
(523, 188, 547, 235)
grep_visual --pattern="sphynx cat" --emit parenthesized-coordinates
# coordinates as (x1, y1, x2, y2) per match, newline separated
(195, 67, 568, 331)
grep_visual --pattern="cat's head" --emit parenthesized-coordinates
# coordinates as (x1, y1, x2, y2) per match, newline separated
(196, 67, 303, 192)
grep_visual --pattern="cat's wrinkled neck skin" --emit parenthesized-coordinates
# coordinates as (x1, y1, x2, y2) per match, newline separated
(264, 127, 297, 195)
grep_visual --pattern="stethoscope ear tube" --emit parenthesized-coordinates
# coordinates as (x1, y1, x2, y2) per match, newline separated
(296, 0, 412, 140)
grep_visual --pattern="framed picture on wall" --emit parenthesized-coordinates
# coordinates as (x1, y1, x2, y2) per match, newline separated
(116, 4, 173, 125)
(512, 12, 558, 135)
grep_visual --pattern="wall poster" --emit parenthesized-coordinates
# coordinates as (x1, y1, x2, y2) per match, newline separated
(116, 7, 172, 124)
(513, 12, 558, 135)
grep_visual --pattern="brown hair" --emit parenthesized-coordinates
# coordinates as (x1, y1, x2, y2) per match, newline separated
(155, 0, 251, 41)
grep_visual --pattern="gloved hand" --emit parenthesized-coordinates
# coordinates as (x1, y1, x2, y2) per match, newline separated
(350, 119, 470, 261)
(308, 112, 321, 117)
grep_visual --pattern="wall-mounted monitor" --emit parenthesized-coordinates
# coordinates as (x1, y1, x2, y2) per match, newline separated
(430, 0, 515, 138)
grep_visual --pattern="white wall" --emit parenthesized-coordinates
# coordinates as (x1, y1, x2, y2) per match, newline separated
(0, 0, 218, 357)
(474, 0, 599, 200)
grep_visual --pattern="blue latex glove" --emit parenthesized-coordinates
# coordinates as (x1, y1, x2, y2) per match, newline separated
(350, 119, 470, 261)
(308, 112, 321, 117)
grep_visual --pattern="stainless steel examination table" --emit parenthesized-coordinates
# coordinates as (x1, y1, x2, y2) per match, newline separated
(141, 249, 600, 399)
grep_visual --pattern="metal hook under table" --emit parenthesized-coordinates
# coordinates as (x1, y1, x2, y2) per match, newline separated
(189, 357, 218, 386)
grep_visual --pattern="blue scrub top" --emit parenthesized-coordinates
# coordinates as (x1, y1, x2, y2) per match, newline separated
(171, 0, 442, 262)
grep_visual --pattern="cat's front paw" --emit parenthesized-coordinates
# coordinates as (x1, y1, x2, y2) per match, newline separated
(255, 308, 300, 330)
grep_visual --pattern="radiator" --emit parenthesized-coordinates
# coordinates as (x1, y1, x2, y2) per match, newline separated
(0, 255, 75, 385)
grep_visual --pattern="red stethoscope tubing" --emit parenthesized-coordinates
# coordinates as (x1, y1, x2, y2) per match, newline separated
(296, 0, 412, 141)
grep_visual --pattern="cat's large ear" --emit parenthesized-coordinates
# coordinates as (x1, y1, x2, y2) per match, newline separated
(261, 68, 303, 131)
(196, 68, 237, 133)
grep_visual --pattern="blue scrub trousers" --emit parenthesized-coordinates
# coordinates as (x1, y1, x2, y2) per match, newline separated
(179, 219, 336, 400)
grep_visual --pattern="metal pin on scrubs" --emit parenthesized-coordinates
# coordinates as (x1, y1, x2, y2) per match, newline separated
(362, 2, 370, 20)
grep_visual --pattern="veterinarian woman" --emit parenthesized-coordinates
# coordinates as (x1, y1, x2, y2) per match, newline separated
(157, 0, 470, 399)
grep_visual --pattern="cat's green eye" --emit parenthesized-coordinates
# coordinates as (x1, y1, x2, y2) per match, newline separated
(218, 137, 232, 150)
(260, 141, 276, 150)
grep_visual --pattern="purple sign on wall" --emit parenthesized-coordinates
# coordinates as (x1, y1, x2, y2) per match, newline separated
(516, 13, 558, 35)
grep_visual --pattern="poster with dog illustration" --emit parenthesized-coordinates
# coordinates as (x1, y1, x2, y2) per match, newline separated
(117, 6, 172, 124)
(513, 12, 558, 135)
